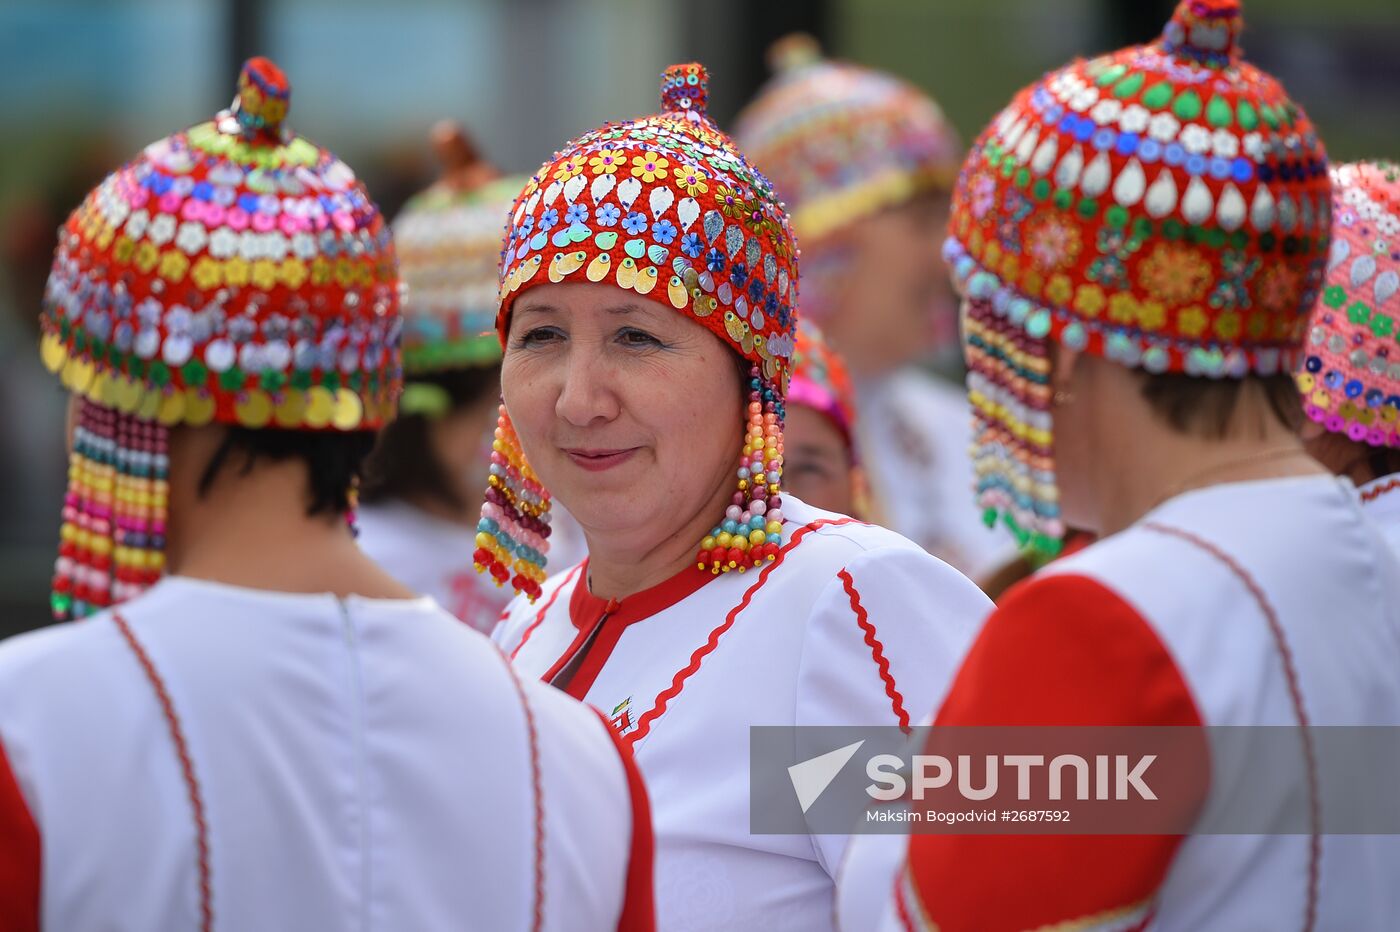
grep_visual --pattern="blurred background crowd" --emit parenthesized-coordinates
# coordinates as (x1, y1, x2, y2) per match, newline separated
(2, 0, 1398, 635)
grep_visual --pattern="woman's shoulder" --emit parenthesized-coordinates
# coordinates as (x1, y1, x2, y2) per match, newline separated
(775, 496, 992, 610)
(778, 495, 934, 561)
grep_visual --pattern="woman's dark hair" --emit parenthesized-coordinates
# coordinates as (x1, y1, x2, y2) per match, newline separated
(1136, 371, 1303, 439)
(198, 428, 376, 517)
(360, 364, 501, 511)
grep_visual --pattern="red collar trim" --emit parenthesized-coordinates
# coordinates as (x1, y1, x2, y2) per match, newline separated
(568, 558, 718, 631)
(1361, 476, 1400, 504)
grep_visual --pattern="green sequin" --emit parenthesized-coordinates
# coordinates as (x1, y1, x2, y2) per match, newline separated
(1112, 72, 1145, 100)
(290, 370, 314, 391)
(1237, 100, 1259, 130)
(1014, 167, 1031, 188)
(218, 366, 245, 392)
(1206, 96, 1233, 128)
(1077, 197, 1098, 218)
(1032, 178, 1052, 200)
(1095, 63, 1128, 87)
(1105, 205, 1129, 229)
(150, 361, 171, 387)
(1142, 82, 1173, 110)
(260, 370, 287, 392)
(1172, 89, 1203, 121)
(182, 360, 209, 386)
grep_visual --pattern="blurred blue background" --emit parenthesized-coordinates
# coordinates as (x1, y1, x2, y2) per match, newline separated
(2, 0, 1397, 635)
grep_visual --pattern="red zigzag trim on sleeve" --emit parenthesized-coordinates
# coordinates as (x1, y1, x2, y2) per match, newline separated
(495, 643, 547, 932)
(112, 612, 213, 932)
(838, 568, 911, 733)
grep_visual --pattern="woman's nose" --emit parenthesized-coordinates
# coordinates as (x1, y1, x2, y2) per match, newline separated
(555, 344, 620, 428)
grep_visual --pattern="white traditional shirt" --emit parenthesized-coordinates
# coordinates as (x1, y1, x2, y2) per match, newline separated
(494, 494, 991, 932)
(358, 500, 587, 634)
(855, 369, 1014, 579)
(858, 475, 1400, 931)
(0, 576, 654, 931)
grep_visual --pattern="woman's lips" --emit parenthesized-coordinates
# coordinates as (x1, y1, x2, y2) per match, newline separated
(561, 447, 639, 472)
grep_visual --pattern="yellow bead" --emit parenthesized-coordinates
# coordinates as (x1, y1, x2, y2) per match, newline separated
(702, 536, 717, 550)
(475, 531, 495, 549)
(766, 520, 782, 535)
(749, 528, 765, 545)
(717, 532, 732, 547)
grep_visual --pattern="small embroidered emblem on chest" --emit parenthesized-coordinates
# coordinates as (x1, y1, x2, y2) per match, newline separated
(610, 697, 636, 735)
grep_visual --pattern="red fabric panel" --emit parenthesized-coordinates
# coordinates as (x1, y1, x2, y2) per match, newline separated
(0, 735, 40, 932)
(903, 573, 1207, 932)
(592, 708, 656, 932)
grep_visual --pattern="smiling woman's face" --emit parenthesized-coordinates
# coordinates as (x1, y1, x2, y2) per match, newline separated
(501, 282, 744, 542)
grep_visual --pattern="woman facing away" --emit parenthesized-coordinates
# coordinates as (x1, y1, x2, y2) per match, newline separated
(0, 60, 652, 932)
(356, 122, 582, 631)
(842, 2, 1400, 929)
(481, 63, 993, 932)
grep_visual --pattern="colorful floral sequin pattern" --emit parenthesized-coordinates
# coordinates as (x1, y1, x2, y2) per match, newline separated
(38, 57, 402, 433)
(496, 63, 800, 387)
(947, 0, 1331, 556)
(1299, 161, 1400, 445)
(948, 0, 1330, 378)
(735, 33, 962, 245)
(394, 176, 521, 373)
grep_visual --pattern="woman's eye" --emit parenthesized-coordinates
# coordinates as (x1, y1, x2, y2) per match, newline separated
(617, 328, 664, 348)
(789, 462, 833, 480)
(516, 327, 563, 348)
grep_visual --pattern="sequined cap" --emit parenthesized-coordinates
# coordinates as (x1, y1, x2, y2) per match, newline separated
(394, 122, 520, 373)
(39, 57, 402, 432)
(946, 0, 1331, 555)
(497, 62, 799, 388)
(735, 34, 962, 246)
(477, 63, 798, 601)
(1298, 161, 1400, 445)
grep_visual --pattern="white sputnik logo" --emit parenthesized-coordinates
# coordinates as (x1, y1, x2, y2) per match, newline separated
(788, 741, 866, 814)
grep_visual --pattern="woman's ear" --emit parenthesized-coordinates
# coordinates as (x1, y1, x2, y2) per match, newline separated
(1296, 417, 1328, 443)
(1050, 339, 1081, 402)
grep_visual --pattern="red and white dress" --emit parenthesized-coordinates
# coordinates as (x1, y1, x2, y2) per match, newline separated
(0, 576, 654, 931)
(852, 475, 1400, 931)
(493, 494, 992, 932)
